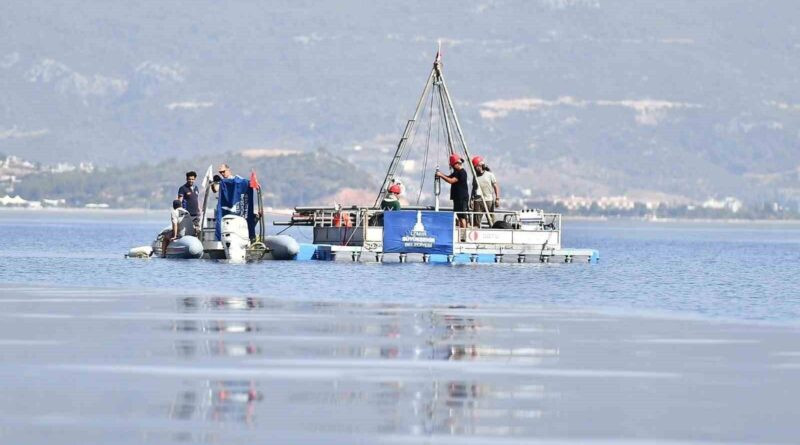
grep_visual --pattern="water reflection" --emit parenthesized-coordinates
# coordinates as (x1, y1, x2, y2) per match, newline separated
(411, 380, 551, 435)
(156, 370, 550, 435)
(163, 297, 557, 435)
(179, 296, 266, 312)
(173, 339, 260, 358)
(169, 380, 263, 424)
(171, 319, 260, 334)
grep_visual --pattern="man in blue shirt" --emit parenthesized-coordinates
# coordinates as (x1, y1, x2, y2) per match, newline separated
(435, 154, 470, 228)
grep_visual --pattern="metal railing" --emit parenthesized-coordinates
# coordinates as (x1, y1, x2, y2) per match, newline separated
(296, 208, 559, 231)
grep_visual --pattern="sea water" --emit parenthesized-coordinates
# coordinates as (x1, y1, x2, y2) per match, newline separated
(1, 210, 799, 444)
(0, 210, 798, 322)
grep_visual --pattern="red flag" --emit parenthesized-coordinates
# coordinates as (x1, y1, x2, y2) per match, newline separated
(249, 170, 261, 190)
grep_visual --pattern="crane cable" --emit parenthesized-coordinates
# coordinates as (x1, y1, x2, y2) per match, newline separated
(416, 86, 437, 204)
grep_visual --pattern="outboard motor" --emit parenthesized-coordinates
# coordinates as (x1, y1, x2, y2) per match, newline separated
(221, 214, 250, 262)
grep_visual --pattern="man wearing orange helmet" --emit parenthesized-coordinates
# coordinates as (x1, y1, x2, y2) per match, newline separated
(470, 156, 500, 227)
(435, 154, 470, 228)
(381, 183, 402, 211)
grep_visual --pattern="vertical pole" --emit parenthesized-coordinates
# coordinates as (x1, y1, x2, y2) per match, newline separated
(374, 68, 437, 208)
(199, 183, 211, 242)
(257, 187, 265, 241)
(434, 166, 441, 211)
(435, 83, 456, 155)
(439, 76, 493, 226)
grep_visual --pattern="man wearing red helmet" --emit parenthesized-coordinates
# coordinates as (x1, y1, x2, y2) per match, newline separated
(435, 154, 470, 228)
(470, 156, 500, 227)
(381, 183, 402, 211)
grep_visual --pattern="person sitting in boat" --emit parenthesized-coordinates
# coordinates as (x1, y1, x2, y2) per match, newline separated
(381, 183, 402, 211)
(161, 199, 196, 257)
(435, 154, 470, 228)
(470, 156, 500, 227)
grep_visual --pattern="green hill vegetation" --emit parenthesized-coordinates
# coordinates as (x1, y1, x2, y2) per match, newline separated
(13, 149, 377, 209)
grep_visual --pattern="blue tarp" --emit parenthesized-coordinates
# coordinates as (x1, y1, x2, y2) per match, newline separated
(383, 210, 454, 255)
(215, 177, 256, 240)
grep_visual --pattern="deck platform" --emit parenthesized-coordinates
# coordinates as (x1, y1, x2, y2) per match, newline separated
(303, 244, 599, 264)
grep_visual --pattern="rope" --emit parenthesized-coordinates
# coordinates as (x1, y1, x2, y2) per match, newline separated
(342, 209, 366, 246)
(417, 87, 436, 204)
(250, 241, 268, 260)
(291, 225, 311, 241)
(435, 86, 449, 163)
(399, 93, 429, 182)
(442, 90, 464, 157)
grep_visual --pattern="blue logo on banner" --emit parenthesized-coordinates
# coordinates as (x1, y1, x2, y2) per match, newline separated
(383, 211, 454, 254)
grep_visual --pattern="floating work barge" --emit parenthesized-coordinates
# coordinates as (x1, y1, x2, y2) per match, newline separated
(277, 48, 598, 265)
(279, 206, 598, 264)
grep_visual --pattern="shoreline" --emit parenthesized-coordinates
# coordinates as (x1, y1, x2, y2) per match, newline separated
(555, 214, 800, 225)
(2, 206, 799, 224)
(0, 206, 296, 216)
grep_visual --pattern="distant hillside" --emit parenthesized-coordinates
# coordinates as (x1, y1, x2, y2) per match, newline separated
(1, 0, 799, 205)
(12, 149, 378, 208)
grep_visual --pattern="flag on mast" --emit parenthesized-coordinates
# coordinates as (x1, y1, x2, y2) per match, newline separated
(249, 170, 261, 190)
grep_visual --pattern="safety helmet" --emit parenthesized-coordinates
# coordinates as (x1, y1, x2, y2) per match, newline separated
(388, 184, 401, 195)
(448, 154, 463, 167)
(471, 156, 484, 167)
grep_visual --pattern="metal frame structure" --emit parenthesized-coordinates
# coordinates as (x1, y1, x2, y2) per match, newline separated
(273, 48, 598, 264)
(373, 48, 493, 224)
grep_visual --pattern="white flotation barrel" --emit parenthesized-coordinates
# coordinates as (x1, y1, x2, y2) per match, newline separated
(126, 245, 153, 258)
(165, 236, 204, 259)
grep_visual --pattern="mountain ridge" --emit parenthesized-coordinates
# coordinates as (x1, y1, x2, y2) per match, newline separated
(1, 0, 799, 204)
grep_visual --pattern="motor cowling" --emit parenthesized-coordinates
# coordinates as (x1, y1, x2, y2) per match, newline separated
(221, 214, 249, 262)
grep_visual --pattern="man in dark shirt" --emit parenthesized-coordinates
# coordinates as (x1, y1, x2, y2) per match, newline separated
(435, 154, 470, 228)
(178, 171, 201, 219)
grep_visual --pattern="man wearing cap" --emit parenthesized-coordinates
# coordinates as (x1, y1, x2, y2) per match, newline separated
(381, 183, 402, 211)
(436, 154, 470, 228)
(470, 156, 500, 227)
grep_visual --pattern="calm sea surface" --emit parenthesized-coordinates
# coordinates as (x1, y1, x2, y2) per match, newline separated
(1, 210, 798, 322)
(2, 210, 800, 444)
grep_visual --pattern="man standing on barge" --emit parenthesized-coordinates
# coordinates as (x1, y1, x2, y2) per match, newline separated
(435, 154, 470, 228)
(470, 156, 500, 227)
